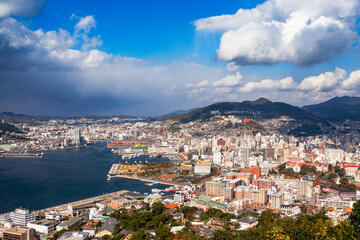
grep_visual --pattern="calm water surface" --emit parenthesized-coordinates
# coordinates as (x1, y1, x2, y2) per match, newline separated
(0, 143, 168, 214)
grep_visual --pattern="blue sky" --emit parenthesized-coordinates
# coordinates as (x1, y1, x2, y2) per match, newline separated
(1, 0, 360, 116)
(25, 0, 263, 61)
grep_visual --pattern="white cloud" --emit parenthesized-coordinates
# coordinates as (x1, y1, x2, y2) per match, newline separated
(226, 62, 240, 72)
(0, 16, 232, 115)
(0, 0, 45, 18)
(195, 0, 360, 66)
(75, 15, 97, 33)
(35, 29, 75, 50)
(213, 72, 242, 87)
(235, 67, 360, 106)
(342, 70, 360, 89)
(187, 79, 210, 89)
(239, 77, 296, 93)
(298, 67, 346, 92)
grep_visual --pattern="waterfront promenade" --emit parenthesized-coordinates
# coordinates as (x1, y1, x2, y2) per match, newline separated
(36, 190, 129, 213)
(111, 174, 184, 186)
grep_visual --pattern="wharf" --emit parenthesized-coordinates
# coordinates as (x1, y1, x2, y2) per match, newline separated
(108, 164, 120, 175)
(35, 190, 132, 213)
(111, 174, 184, 187)
(0, 154, 42, 158)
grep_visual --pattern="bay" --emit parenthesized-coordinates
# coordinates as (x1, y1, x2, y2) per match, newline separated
(0, 143, 169, 214)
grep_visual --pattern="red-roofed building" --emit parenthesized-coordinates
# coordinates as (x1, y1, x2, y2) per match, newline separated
(240, 166, 261, 178)
(338, 162, 359, 177)
(286, 162, 329, 173)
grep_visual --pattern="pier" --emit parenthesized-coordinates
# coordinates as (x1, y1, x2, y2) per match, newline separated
(111, 174, 183, 186)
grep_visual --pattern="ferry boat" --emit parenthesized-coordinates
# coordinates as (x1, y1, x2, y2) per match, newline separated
(151, 188, 162, 193)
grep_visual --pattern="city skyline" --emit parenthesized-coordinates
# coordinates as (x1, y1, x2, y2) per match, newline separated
(0, 0, 360, 116)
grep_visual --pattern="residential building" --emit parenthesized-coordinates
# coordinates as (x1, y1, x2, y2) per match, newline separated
(10, 209, 35, 226)
(2, 227, 35, 240)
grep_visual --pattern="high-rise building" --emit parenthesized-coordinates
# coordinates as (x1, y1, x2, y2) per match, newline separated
(250, 190, 268, 208)
(241, 148, 251, 166)
(262, 148, 275, 160)
(213, 151, 222, 164)
(234, 186, 252, 200)
(10, 209, 35, 226)
(252, 179, 276, 190)
(206, 181, 225, 196)
(73, 128, 81, 145)
(268, 191, 284, 209)
(224, 187, 234, 202)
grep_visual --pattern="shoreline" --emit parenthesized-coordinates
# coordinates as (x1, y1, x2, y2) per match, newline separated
(33, 176, 181, 214)
(110, 174, 183, 186)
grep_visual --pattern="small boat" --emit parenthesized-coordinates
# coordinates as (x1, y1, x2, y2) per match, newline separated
(107, 175, 111, 181)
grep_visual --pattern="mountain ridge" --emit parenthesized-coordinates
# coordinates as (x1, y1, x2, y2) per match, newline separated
(302, 96, 360, 121)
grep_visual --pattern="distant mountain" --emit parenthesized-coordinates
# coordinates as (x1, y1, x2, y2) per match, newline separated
(0, 122, 21, 136)
(302, 96, 360, 122)
(170, 98, 330, 136)
(0, 112, 47, 124)
(172, 98, 326, 123)
(156, 108, 198, 121)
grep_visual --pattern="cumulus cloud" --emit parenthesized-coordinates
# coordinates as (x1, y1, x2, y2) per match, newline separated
(342, 70, 360, 89)
(235, 67, 360, 106)
(0, 0, 45, 18)
(187, 79, 209, 89)
(239, 77, 296, 93)
(73, 15, 102, 50)
(195, 0, 360, 66)
(226, 62, 240, 72)
(0, 16, 230, 115)
(298, 67, 346, 92)
(213, 72, 242, 87)
(75, 15, 97, 34)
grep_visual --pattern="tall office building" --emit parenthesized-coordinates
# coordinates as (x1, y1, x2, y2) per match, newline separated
(262, 148, 275, 161)
(73, 128, 81, 145)
(10, 209, 35, 226)
(241, 148, 251, 167)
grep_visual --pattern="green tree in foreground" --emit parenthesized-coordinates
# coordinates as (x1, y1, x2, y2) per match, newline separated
(349, 200, 360, 239)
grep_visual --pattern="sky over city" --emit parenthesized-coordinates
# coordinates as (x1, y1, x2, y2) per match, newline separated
(0, 0, 360, 116)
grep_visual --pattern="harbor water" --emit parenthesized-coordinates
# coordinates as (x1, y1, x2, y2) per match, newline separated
(0, 143, 169, 214)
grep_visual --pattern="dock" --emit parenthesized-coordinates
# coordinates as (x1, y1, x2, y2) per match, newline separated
(111, 174, 183, 187)
(108, 164, 120, 175)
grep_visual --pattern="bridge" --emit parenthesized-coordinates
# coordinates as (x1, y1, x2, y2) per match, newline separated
(89, 139, 153, 145)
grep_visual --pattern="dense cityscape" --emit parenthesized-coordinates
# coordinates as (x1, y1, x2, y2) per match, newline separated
(1, 104, 360, 239)
(2, 0, 360, 239)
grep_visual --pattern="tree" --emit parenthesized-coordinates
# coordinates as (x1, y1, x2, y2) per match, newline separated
(101, 235, 111, 240)
(234, 223, 240, 229)
(340, 177, 349, 188)
(130, 230, 150, 240)
(155, 222, 170, 240)
(330, 220, 355, 240)
(211, 230, 234, 240)
(278, 163, 286, 172)
(152, 202, 166, 216)
(328, 172, 337, 181)
(224, 222, 230, 230)
(74, 225, 82, 231)
(268, 169, 277, 175)
(328, 164, 333, 172)
(113, 224, 120, 235)
(96, 221, 103, 228)
(335, 166, 346, 177)
(349, 200, 360, 238)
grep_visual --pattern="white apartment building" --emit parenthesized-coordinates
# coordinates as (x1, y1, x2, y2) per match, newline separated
(10, 208, 35, 226)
